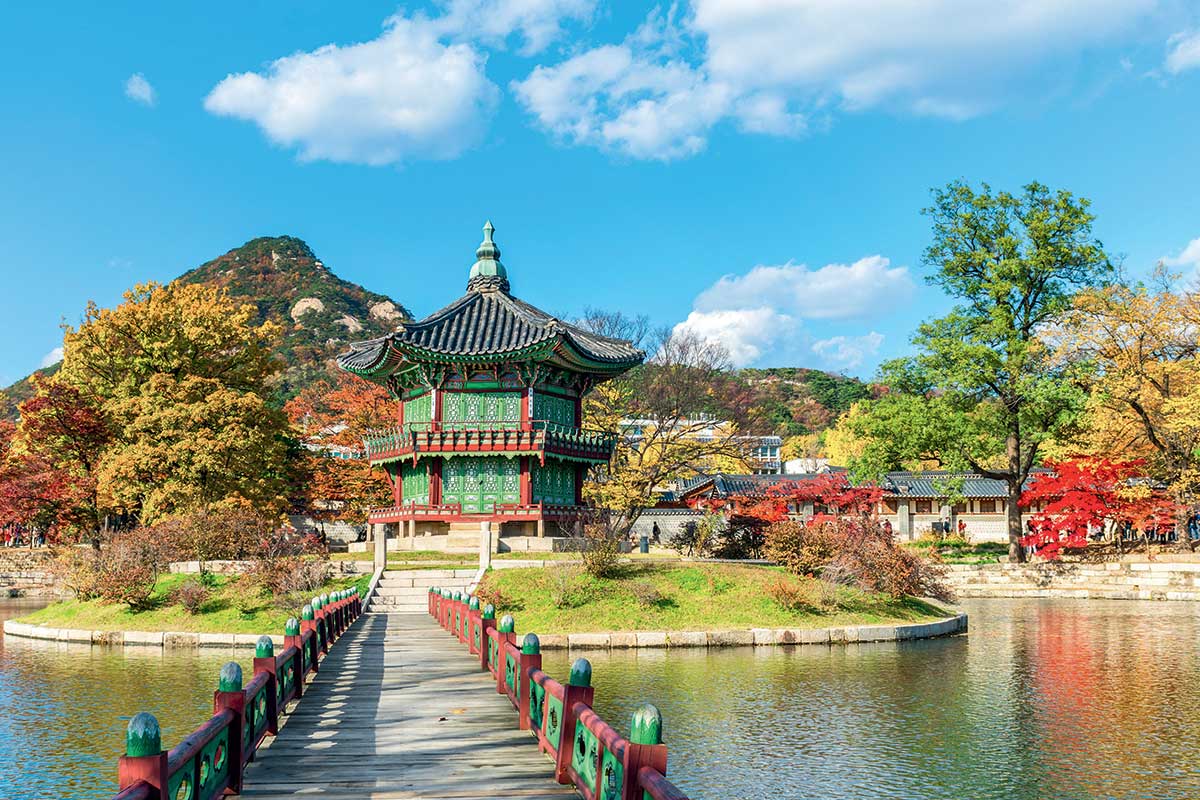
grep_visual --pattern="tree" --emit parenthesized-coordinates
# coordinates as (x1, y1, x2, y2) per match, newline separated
(12, 375, 112, 538)
(1020, 457, 1178, 558)
(1058, 276, 1200, 502)
(0, 419, 75, 538)
(58, 281, 291, 522)
(579, 314, 757, 536)
(845, 182, 1113, 561)
(284, 372, 394, 523)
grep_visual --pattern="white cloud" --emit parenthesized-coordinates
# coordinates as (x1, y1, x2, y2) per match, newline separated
(124, 73, 156, 106)
(694, 256, 912, 320)
(673, 307, 796, 366)
(40, 347, 63, 368)
(515, 0, 1160, 159)
(1164, 236, 1200, 270)
(436, 0, 596, 54)
(204, 16, 497, 165)
(673, 254, 910, 368)
(1166, 29, 1200, 74)
(811, 332, 884, 370)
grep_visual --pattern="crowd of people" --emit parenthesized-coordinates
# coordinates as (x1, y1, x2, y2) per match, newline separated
(2, 524, 46, 548)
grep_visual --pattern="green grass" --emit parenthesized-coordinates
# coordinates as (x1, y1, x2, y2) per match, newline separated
(904, 537, 1009, 564)
(17, 571, 372, 635)
(476, 563, 949, 634)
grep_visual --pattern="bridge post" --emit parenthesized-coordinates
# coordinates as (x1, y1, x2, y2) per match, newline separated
(311, 596, 329, 654)
(253, 636, 281, 735)
(117, 712, 168, 800)
(517, 634, 541, 731)
(213, 662, 247, 794)
(621, 704, 669, 800)
(554, 659, 594, 785)
(373, 521, 387, 573)
(480, 604, 495, 671)
(467, 596, 481, 654)
(300, 605, 319, 674)
(284, 617, 304, 699)
(496, 614, 515, 696)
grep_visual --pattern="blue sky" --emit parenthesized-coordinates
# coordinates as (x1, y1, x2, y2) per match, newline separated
(2, 1, 1200, 386)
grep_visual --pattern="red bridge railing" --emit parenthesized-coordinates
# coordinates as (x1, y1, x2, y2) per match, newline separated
(109, 587, 363, 800)
(427, 586, 693, 800)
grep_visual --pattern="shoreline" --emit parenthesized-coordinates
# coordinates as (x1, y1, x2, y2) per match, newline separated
(1, 619, 284, 648)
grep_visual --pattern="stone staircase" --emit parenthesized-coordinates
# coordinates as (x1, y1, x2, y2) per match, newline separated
(943, 561, 1200, 600)
(368, 568, 477, 614)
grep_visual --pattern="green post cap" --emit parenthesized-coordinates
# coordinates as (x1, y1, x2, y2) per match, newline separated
(569, 658, 592, 687)
(320, 593, 330, 605)
(429, 586, 436, 593)
(453, 591, 462, 602)
(285, 617, 300, 636)
(521, 633, 540, 655)
(219, 662, 243, 693)
(483, 603, 495, 620)
(125, 712, 161, 757)
(256, 635, 275, 658)
(469, 597, 480, 610)
(630, 704, 663, 745)
(311, 596, 323, 610)
(499, 614, 515, 633)
(441, 589, 450, 598)
(302, 605, 314, 621)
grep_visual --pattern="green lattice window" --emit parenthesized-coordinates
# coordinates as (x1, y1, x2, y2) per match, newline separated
(442, 391, 521, 427)
(533, 391, 576, 428)
(404, 394, 432, 426)
(441, 456, 520, 513)
(401, 463, 430, 505)
(531, 459, 575, 506)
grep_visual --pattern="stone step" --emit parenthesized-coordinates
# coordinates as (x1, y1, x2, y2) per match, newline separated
(383, 569, 476, 579)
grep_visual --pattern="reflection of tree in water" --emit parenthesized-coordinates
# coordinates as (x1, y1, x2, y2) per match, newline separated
(544, 600, 1200, 800)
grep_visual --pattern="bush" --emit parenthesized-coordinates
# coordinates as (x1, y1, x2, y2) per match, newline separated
(765, 576, 830, 612)
(765, 516, 951, 601)
(578, 518, 622, 579)
(51, 547, 102, 601)
(94, 533, 161, 609)
(172, 579, 209, 615)
(157, 507, 276, 565)
(628, 580, 665, 608)
(548, 565, 587, 609)
(242, 526, 329, 601)
(474, 576, 521, 612)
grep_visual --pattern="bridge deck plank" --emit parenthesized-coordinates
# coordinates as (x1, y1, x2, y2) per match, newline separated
(240, 613, 576, 800)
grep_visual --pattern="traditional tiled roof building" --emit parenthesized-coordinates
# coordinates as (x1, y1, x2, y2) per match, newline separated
(338, 222, 643, 542)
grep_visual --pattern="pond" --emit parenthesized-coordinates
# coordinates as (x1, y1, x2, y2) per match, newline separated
(3, 598, 1199, 800)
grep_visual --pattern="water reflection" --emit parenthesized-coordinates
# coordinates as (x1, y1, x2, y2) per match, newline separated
(542, 600, 1200, 800)
(0, 600, 250, 800)
(3, 599, 1199, 799)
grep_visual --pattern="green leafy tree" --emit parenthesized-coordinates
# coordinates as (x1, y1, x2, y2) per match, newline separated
(847, 181, 1112, 560)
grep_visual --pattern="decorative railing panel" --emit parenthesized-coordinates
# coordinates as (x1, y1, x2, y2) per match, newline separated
(427, 587, 692, 800)
(108, 588, 364, 800)
(362, 421, 617, 465)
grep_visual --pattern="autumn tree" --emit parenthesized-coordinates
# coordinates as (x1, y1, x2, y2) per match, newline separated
(844, 182, 1113, 561)
(284, 372, 394, 523)
(59, 282, 291, 522)
(10, 375, 112, 538)
(0, 419, 75, 537)
(1057, 276, 1200, 502)
(578, 311, 757, 535)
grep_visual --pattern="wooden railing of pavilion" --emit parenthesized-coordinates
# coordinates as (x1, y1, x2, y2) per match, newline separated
(362, 420, 617, 464)
(428, 587, 693, 800)
(108, 589, 363, 800)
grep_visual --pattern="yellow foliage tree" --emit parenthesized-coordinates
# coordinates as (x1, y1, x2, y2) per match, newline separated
(1060, 276, 1200, 499)
(59, 282, 290, 521)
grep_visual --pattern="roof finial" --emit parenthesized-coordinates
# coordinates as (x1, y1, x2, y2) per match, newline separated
(468, 219, 509, 292)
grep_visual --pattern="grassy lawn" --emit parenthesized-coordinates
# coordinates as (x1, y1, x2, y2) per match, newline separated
(17, 571, 372, 635)
(905, 537, 1009, 564)
(475, 563, 950, 634)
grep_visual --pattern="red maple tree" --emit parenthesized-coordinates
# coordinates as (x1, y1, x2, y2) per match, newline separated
(1020, 457, 1177, 558)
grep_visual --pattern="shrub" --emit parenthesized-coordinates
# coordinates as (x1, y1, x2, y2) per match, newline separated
(243, 526, 329, 598)
(548, 565, 587, 609)
(93, 534, 160, 609)
(765, 516, 951, 601)
(51, 547, 102, 601)
(172, 579, 209, 615)
(157, 507, 276, 566)
(765, 576, 827, 612)
(577, 517, 622, 579)
(474, 576, 521, 612)
(628, 580, 665, 608)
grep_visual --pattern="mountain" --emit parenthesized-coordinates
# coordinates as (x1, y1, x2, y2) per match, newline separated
(1, 236, 410, 418)
(739, 367, 871, 437)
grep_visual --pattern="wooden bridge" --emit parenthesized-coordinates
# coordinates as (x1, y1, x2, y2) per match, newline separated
(106, 576, 691, 800)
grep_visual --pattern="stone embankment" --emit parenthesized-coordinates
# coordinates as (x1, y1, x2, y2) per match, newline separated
(944, 560, 1200, 600)
(0, 549, 57, 596)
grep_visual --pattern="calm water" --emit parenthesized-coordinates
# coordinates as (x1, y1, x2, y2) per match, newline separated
(3, 599, 1200, 800)
(0, 601, 250, 800)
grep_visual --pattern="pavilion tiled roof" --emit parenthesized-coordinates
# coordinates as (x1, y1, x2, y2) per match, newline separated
(337, 222, 643, 376)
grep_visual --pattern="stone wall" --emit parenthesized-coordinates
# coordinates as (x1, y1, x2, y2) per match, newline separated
(943, 560, 1200, 600)
(0, 548, 57, 595)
